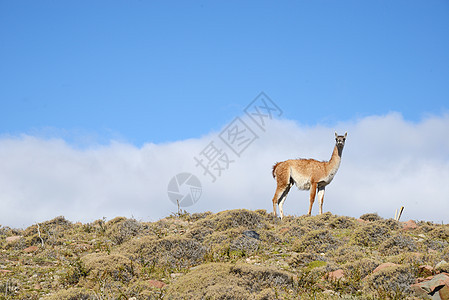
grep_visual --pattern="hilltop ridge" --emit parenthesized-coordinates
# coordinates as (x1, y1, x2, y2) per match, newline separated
(1, 209, 449, 299)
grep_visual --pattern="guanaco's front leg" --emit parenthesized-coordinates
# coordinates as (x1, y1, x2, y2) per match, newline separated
(308, 182, 317, 215)
(317, 186, 325, 215)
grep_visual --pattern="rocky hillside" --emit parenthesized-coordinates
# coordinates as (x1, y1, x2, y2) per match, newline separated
(1, 210, 449, 299)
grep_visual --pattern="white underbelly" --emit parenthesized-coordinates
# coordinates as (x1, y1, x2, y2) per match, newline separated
(290, 171, 311, 190)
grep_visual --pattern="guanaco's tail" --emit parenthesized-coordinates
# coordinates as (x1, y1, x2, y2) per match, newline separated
(272, 162, 282, 178)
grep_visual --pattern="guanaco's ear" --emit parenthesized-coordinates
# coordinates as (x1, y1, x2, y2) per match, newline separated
(344, 132, 347, 138)
(335, 132, 338, 138)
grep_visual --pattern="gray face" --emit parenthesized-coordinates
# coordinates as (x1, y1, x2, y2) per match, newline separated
(335, 133, 347, 148)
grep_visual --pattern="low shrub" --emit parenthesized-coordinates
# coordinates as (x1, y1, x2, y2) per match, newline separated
(121, 235, 206, 269)
(328, 245, 365, 264)
(375, 218, 400, 230)
(186, 226, 214, 242)
(289, 252, 323, 268)
(428, 226, 449, 241)
(229, 235, 260, 255)
(343, 258, 380, 280)
(378, 234, 417, 256)
(350, 223, 390, 247)
(329, 216, 355, 229)
(81, 253, 136, 283)
(363, 265, 415, 299)
(213, 209, 267, 231)
(165, 262, 294, 299)
(106, 217, 142, 245)
(359, 213, 382, 222)
(292, 229, 341, 253)
(41, 287, 96, 300)
(23, 216, 72, 246)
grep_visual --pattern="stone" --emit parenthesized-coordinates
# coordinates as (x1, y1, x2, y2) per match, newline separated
(436, 261, 449, 273)
(418, 265, 435, 277)
(148, 279, 166, 289)
(5, 236, 22, 243)
(411, 273, 449, 300)
(279, 227, 290, 234)
(327, 269, 344, 281)
(372, 262, 399, 274)
(23, 246, 39, 253)
(356, 218, 368, 224)
(170, 273, 183, 279)
(402, 220, 418, 231)
(242, 230, 260, 240)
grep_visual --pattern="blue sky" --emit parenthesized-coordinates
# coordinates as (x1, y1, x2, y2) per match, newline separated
(1, 1, 449, 227)
(1, 1, 448, 145)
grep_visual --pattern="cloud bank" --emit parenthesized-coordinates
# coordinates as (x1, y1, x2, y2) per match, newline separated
(1, 112, 448, 228)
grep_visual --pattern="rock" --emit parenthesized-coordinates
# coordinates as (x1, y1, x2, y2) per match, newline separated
(170, 273, 183, 279)
(356, 218, 368, 224)
(242, 230, 260, 240)
(402, 220, 418, 231)
(436, 261, 449, 273)
(418, 265, 435, 277)
(372, 263, 399, 274)
(323, 289, 339, 296)
(5, 236, 22, 243)
(411, 273, 449, 300)
(75, 243, 92, 251)
(23, 246, 39, 253)
(327, 269, 344, 281)
(279, 227, 290, 234)
(148, 279, 166, 289)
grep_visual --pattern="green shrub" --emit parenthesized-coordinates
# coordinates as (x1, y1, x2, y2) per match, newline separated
(289, 252, 322, 268)
(343, 258, 380, 279)
(350, 223, 390, 247)
(359, 213, 382, 222)
(428, 226, 449, 241)
(186, 226, 214, 242)
(41, 287, 96, 300)
(82, 253, 136, 283)
(213, 209, 266, 231)
(329, 216, 355, 229)
(375, 218, 400, 230)
(23, 216, 72, 246)
(328, 245, 365, 264)
(363, 265, 415, 299)
(378, 234, 417, 256)
(106, 217, 142, 245)
(121, 235, 206, 268)
(229, 235, 260, 255)
(292, 229, 341, 253)
(165, 262, 294, 299)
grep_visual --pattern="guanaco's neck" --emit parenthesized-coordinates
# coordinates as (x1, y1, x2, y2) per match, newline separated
(327, 144, 343, 170)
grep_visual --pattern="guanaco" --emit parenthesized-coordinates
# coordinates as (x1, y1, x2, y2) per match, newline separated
(271, 132, 347, 219)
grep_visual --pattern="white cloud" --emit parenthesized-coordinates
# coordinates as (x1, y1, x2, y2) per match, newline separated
(1, 112, 449, 228)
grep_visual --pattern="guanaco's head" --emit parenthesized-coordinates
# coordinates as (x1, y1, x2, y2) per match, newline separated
(334, 132, 347, 149)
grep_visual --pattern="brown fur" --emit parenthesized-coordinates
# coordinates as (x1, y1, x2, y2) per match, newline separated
(271, 132, 346, 219)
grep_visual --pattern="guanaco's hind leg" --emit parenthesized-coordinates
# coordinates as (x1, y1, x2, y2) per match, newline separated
(272, 183, 290, 218)
(317, 186, 325, 215)
(272, 164, 291, 219)
(278, 184, 292, 219)
(307, 182, 317, 215)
